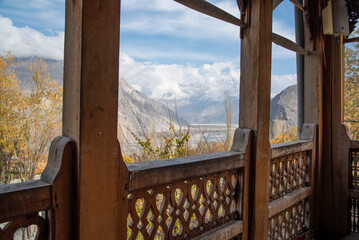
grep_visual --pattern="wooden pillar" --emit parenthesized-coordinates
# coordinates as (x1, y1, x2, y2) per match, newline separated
(239, 0, 272, 239)
(322, 35, 350, 238)
(62, 0, 128, 239)
(303, 0, 323, 229)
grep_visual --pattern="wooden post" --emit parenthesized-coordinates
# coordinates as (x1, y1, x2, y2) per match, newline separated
(322, 35, 350, 238)
(239, 0, 272, 239)
(62, 0, 128, 239)
(303, 0, 323, 229)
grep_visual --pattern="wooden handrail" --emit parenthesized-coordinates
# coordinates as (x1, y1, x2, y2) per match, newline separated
(0, 180, 52, 222)
(268, 187, 311, 218)
(271, 140, 313, 159)
(127, 151, 245, 192)
(0, 136, 76, 239)
(351, 140, 359, 149)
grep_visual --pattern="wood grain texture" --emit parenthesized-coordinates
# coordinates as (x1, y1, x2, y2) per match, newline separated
(191, 220, 243, 240)
(128, 169, 240, 239)
(272, 33, 309, 55)
(62, 0, 126, 238)
(272, 0, 283, 10)
(42, 136, 76, 239)
(0, 181, 51, 222)
(268, 187, 311, 218)
(322, 36, 351, 238)
(271, 140, 312, 159)
(303, 0, 323, 230)
(174, 0, 246, 28)
(127, 151, 245, 191)
(289, 0, 304, 11)
(239, 0, 273, 239)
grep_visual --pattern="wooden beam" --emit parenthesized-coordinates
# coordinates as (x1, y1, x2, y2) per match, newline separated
(0, 181, 51, 222)
(192, 220, 243, 240)
(128, 151, 245, 192)
(290, 0, 304, 12)
(344, 37, 359, 43)
(303, 0, 323, 230)
(239, 0, 273, 239)
(268, 187, 311, 218)
(272, 32, 309, 55)
(322, 35, 351, 238)
(63, 0, 128, 238)
(173, 0, 247, 28)
(273, 0, 283, 10)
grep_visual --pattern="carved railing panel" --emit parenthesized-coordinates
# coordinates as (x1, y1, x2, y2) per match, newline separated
(350, 149, 359, 188)
(0, 213, 47, 240)
(269, 151, 310, 201)
(0, 136, 75, 240)
(349, 197, 359, 233)
(127, 169, 242, 240)
(349, 144, 359, 233)
(268, 124, 317, 240)
(268, 199, 307, 240)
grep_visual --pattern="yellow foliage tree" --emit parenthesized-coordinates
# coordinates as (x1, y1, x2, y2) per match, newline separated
(344, 29, 359, 140)
(0, 53, 62, 184)
(270, 126, 298, 145)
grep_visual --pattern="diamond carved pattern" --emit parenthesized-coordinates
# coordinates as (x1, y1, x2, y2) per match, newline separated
(269, 152, 310, 201)
(127, 169, 240, 239)
(268, 199, 307, 240)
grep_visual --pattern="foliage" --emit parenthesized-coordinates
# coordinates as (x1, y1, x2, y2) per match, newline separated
(123, 155, 135, 164)
(270, 126, 298, 145)
(0, 53, 62, 184)
(131, 124, 190, 161)
(344, 29, 359, 140)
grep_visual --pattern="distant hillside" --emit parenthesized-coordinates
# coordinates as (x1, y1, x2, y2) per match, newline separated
(12, 58, 188, 138)
(11, 58, 299, 139)
(270, 84, 298, 138)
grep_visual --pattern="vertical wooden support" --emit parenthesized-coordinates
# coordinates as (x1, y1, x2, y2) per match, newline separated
(63, 0, 128, 239)
(42, 136, 76, 239)
(239, 0, 272, 239)
(322, 35, 350, 238)
(303, 0, 323, 229)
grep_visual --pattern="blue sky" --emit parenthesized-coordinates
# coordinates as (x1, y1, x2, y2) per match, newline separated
(0, 0, 298, 100)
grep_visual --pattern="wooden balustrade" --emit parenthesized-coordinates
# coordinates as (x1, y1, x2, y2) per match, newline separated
(0, 136, 75, 240)
(126, 128, 252, 240)
(268, 124, 317, 240)
(348, 140, 359, 232)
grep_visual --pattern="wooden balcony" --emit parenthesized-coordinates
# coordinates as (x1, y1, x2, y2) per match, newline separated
(0, 124, 323, 239)
(0, 0, 357, 239)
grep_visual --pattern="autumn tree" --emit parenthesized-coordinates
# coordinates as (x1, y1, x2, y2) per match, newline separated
(344, 29, 359, 140)
(0, 53, 62, 184)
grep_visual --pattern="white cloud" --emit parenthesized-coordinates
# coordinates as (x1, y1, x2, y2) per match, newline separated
(120, 53, 239, 102)
(271, 74, 297, 98)
(121, 0, 240, 41)
(0, 15, 64, 60)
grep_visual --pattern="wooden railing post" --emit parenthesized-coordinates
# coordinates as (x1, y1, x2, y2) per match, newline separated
(62, 0, 128, 238)
(322, 35, 351, 238)
(239, 0, 273, 239)
(41, 136, 76, 239)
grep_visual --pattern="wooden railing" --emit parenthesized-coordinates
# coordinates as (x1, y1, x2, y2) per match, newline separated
(349, 140, 359, 232)
(268, 124, 317, 240)
(126, 128, 252, 240)
(0, 136, 75, 239)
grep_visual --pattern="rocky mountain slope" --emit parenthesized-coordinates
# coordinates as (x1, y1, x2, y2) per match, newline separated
(12, 58, 187, 138)
(11, 58, 298, 138)
(270, 84, 298, 138)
